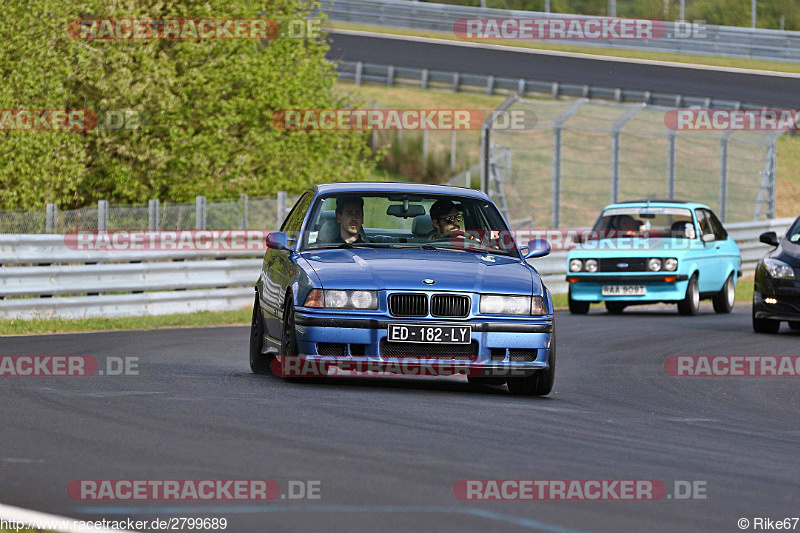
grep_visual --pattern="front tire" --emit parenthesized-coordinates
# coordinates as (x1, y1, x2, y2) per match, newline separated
(507, 333, 556, 397)
(678, 274, 700, 316)
(568, 288, 590, 314)
(753, 305, 781, 333)
(788, 321, 800, 331)
(712, 274, 735, 314)
(249, 292, 271, 374)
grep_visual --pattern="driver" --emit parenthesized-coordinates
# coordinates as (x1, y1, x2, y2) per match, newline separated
(334, 196, 367, 244)
(429, 199, 463, 239)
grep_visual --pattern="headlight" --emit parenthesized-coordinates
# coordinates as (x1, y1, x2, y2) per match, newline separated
(308, 289, 379, 310)
(569, 258, 583, 272)
(585, 259, 598, 273)
(481, 294, 544, 315)
(664, 258, 678, 271)
(648, 258, 663, 272)
(764, 258, 796, 279)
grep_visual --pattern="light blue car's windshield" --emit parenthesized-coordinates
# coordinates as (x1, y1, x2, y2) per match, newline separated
(592, 207, 696, 239)
(301, 193, 518, 255)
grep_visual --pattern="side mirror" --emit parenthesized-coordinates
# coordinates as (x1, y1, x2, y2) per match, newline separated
(266, 231, 291, 251)
(759, 231, 779, 247)
(524, 238, 551, 259)
(701, 233, 715, 243)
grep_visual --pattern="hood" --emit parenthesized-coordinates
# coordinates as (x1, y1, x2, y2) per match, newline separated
(301, 248, 539, 295)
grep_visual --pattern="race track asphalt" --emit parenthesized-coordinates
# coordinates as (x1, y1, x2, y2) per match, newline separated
(2, 303, 799, 532)
(326, 31, 800, 108)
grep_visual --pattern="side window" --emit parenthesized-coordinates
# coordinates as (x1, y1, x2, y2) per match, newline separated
(695, 209, 712, 239)
(705, 209, 728, 241)
(281, 192, 313, 241)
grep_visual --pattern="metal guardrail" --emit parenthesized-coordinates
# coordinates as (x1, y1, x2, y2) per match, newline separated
(0, 219, 792, 319)
(322, 0, 800, 62)
(337, 60, 769, 110)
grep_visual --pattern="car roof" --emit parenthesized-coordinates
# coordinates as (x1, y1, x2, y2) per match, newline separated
(604, 200, 711, 211)
(313, 182, 491, 200)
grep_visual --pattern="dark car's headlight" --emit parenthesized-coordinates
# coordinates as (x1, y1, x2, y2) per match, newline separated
(480, 295, 545, 315)
(764, 258, 796, 279)
(304, 289, 378, 309)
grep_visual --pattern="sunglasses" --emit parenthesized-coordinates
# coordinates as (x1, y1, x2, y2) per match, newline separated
(439, 214, 463, 224)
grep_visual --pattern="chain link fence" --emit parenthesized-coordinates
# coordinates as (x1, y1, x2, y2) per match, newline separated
(0, 193, 299, 234)
(481, 95, 784, 229)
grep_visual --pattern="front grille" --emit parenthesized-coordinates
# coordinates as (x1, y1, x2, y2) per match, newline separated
(380, 339, 478, 359)
(431, 294, 470, 317)
(389, 293, 428, 317)
(599, 257, 647, 272)
(509, 349, 538, 362)
(317, 343, 346, 356)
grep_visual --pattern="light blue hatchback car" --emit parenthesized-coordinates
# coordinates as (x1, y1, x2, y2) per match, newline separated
(566, 201, 741, 315)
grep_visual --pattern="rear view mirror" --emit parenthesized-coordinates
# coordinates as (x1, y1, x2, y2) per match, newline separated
(701, 234, 715, 243)
(759, 231, 779, 247)
(387, 204, 425, 218)
(266, 231, 291, 251)
(524, 238, 551, 259)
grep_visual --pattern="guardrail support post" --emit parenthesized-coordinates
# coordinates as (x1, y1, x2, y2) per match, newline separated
(45, 203, 57, 233)
(466, 169, 471, 188)
(149, 199, 160, 231)
(387, 65, 394, 87)
(487, 75, 495, 96)
(518, 79, 526, 97)
(195, 196, 206, 230)
(551, 82, 559, 99)
(421, 69, 429, 90)
(98, 200, 108, 231)
(453, 72, 460, 92)
(277, 191, 287, 228)
(355, 61, 363, 86)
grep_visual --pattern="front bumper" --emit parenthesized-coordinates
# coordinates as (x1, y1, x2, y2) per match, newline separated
(566, 274, 689, 302)
(287, 311, 554, 377)
(753, 286, 800, 321)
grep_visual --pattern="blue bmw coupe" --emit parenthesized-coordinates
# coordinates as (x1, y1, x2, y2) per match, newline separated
(249, 182, 556, 396)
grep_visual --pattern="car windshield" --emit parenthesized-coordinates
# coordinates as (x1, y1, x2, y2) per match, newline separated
(301, 193, 518, 256)
(590, 207, 697, 239)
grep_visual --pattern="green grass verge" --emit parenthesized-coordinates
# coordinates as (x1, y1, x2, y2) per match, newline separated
(0, 308, 251, 336)
(331, 21, 800, 74)
(552, 276, 754, 310)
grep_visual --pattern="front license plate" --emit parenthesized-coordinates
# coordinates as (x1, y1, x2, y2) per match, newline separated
(602, 285, 646, 296)
(387, 324, 472, 344)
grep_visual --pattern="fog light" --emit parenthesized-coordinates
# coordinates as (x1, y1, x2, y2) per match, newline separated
(765, 297, 778, 304)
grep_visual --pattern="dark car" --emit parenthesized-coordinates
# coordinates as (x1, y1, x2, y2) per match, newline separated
(752, 216, 800, 333)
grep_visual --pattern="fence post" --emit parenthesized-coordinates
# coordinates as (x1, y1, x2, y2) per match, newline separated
(768, 142, 777, 219)
(45, 203, 57, 233)
(372, 101, 378, 152)
(610, 105, 641, 204)
(719, 131, 732, 222)
(422, 129, 429, 176)
(98, 200, 108, 231)
(465, 169, 471, 188)
(551, 99, 587, 229)
(480, 124, 489, 194)
(195, 196, 206, 230)
(277, 191, 287, 228)
(240, 194, 249, 230)
(148, 199, 160, 231)
(450, 129, 457, 173)
(667, 132, 677, 200)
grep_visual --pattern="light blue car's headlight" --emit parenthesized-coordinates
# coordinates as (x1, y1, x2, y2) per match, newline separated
(480, 295, 545, 315)
(664, 258, 678, 271)
(764, 258, 796, 279)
